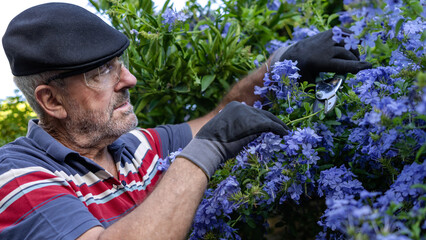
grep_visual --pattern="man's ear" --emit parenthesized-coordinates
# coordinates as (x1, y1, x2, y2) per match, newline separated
(35, 85, 67, 119)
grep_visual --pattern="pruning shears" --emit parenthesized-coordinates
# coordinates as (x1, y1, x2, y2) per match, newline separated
(313, 74, 345, 114)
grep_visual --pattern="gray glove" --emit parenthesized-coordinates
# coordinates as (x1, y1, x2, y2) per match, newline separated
(178, 101, 289, 179)
(270, 28, 372, 83)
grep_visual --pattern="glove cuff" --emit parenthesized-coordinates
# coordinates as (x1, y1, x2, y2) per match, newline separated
(177, 139, 225, 179)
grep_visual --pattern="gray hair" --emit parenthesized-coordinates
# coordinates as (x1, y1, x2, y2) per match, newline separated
(13, 71, 66, 121)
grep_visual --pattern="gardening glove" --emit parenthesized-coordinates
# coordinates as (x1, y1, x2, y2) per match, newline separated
(178, 101, 289, 179)
(270, 28, 372, 83)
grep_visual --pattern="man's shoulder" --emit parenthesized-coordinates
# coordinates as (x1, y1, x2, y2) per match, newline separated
(0, 137, 44, 165)
(1, 136, 37, 153)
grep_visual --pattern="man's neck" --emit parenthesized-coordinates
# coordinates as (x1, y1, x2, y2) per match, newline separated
(39, 119, 118, 176)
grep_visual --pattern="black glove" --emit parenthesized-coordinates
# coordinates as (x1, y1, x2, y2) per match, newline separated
(270, 28, 372, 83)
(178, 101, 289, 179)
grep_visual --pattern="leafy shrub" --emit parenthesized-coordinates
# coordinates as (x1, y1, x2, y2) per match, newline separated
(91, 0, 425, 239)
(0, 92, 36, 146)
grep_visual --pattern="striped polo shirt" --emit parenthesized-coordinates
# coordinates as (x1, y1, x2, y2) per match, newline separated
(0, 119, 192, 239)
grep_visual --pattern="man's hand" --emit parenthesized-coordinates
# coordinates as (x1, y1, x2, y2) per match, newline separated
(179, 101, 289, 179)
(270, 28, 372, 83)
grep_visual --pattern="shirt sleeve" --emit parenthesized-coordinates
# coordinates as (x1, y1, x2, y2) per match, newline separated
(0, 158, 101, 239)
(153, 123, 193, 158)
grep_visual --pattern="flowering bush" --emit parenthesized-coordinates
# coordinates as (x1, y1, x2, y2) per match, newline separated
(91, 0, 425, 239)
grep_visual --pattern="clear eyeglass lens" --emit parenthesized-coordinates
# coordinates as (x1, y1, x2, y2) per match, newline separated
(83, 57, 122, 89)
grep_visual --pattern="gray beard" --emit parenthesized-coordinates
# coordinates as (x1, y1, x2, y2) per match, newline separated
(63, 91, 138, 148)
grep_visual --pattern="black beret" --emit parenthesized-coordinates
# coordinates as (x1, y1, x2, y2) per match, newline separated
(2, 2, 129, 77)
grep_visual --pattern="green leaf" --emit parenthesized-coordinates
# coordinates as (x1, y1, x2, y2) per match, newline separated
(325, 120, 341, 126)
(327, 13, 339, 26)
(319, 111, 325, 120)
(335, 107, 342, 119)
(415, 143, 426, 161)
(411, 184, 426, 191)
(318, 164, 334, 170)
(395, 18, 405, 36)
(304, 102, 310, 113)
(134, 96, 151, 115)
(173, 84, 190, 93)
(201, 75, 216, 92)
(411, 1, 423, 15)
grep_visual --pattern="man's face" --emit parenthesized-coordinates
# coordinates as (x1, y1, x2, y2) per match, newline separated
(59, 59, 138, 147)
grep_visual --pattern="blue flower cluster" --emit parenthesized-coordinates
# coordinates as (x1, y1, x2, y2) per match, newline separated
(161, 8, 189, 31)
(318, 161, 426, 239)
(242, 127, 324, 205)
(317, 165, 364, 200)
(189, 176, 242, 240)
(157, 148, 182, 171)
(254, 59, 300, 101)
(341, 0, 426, 68)
(376, 161, 426, 210)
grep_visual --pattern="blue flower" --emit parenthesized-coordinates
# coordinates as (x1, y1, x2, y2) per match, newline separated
(314, 123, 334, 154)
(360, 111, 381, 126)
(191, 176, 241, 239)
(162, 8, 176, 30)
(317, 165, 364, 199)
(176, 11, 189, 22)
(348, 127, 369, 144)
(292, 26, 320, 41)
(301, 143, 320, 164)
(157, 148, 182, 171)
(247, 132, 283, 164)
(293, 127, 322, 146)
(350, 19, 366, 35)
(253, 100, 263, 109)
(232, 152, 249, 171)
(267, 0, 281, 11)
(332, 26, 345, 43)
(130, 29, 139, 35)
(344, 34, 359, 50)
(221, 22, 231, 38)
(403, 17, 425, 35)
(162, 9, 189, 31)
(361, 31, 381, 48)
(390, 49, 413, 69)
(265, 39, 288, 54)
(253, 59, 260, 68)
(287, 182, 303, 202)
(198, 24, 209, 31)
(377, 96, 408, 118)
(263, 162, 290, 204)
(281, 134, 300, 156)
(376, 234, 411, 240)
(339, 11, 353, 24)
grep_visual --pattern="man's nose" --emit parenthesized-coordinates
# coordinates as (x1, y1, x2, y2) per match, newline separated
(114, 66, 137, 91)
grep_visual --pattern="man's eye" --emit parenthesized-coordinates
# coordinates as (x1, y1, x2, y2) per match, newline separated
(98, 63, 113, 76)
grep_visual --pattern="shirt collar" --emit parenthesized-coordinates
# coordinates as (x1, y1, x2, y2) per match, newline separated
(26, 119, 76, 162)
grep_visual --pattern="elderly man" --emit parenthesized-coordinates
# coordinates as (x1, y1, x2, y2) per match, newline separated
(0, 2, 370, 239)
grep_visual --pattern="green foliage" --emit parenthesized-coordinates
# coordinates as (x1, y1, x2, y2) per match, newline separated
(0, 92, 36, 146)
(89, 0, 342, 127)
